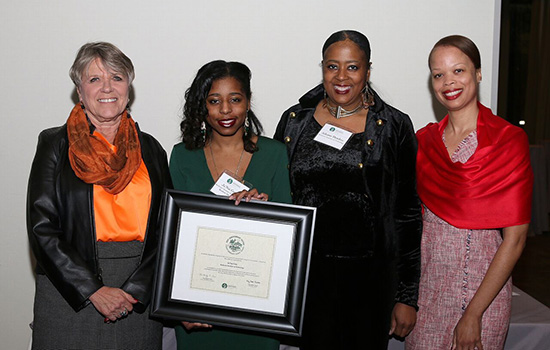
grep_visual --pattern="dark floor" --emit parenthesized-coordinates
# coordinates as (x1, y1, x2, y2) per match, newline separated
(512, 234, 550, 307)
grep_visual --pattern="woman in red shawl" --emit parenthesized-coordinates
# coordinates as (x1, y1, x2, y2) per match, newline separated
(406, 35, 533, 350)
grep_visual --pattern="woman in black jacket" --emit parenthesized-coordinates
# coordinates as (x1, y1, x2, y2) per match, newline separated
(27, 42, 171, 349)
(274, 30, 422, 349)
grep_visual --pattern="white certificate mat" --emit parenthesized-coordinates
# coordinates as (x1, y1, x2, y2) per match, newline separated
(171, 211, 295, 314)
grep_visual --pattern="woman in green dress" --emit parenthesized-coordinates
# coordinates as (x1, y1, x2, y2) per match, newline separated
(169, 60, 291, 350)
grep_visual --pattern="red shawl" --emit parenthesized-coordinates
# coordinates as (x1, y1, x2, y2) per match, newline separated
(416, 103, 533, 229)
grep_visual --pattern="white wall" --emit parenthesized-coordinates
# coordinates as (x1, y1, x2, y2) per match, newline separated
(0, 1, 499, 348)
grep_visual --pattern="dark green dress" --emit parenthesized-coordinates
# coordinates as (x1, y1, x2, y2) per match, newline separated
(169, 136, 292, 350)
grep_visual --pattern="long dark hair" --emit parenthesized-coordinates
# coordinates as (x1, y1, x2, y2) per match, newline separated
(180, 60, 263, 152)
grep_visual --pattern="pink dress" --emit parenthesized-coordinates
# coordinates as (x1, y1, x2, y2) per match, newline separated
(406, 131, 512, 349)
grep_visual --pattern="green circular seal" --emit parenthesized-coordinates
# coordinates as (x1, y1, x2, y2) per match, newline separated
(329, 127, 335, 132)
(227, 178, 233, 184)
(225, 236, 244, 255)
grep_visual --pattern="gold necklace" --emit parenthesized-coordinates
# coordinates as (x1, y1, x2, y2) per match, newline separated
(209, 143, 245, 178)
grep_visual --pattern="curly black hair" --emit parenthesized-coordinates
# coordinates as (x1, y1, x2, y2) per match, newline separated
(180, 60, 263, 152)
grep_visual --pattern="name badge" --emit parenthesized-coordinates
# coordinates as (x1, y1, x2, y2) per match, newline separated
(210, 171, 250, 196)
(313, 123, 353, 150)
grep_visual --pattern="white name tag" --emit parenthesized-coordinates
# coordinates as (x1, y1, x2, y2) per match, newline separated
(313, 123, 353, 150)
(210, 172, 250, 196)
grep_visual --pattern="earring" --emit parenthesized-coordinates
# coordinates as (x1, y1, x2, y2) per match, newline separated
(322, 90, 328, 108)
(80, 101, 85, 110)
(362, 83, 375, 108)
(200, 121, 206, 144)
(244, 111, 250, 137)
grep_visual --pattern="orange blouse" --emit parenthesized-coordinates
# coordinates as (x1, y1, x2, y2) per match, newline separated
(92, 132, 151, 242)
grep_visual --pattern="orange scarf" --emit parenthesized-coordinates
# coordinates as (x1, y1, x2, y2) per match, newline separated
(67, 103, 141, 194)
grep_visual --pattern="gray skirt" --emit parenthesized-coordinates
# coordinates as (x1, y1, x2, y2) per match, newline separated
(32, 241, 162, 350)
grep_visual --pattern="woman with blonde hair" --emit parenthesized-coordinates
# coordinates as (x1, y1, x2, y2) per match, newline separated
(27, 42, 170, 349)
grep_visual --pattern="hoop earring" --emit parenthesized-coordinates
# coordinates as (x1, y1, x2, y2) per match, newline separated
(200, 121, 206, 144)
(362, 83, 375, 108)
(244, 111, 250, 137)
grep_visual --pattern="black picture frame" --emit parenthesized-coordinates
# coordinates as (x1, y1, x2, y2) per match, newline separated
(151, 190, 316, 336)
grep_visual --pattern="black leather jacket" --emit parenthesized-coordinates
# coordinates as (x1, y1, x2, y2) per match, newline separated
(274, 84, 422, 308)
(27, 123, 171, 312)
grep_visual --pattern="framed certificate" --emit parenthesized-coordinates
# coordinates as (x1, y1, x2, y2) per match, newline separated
(151, 190, 316, 336)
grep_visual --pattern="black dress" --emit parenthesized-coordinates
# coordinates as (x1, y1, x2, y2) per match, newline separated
(292, 121, 391, 349)
(276, 84, 422, 350)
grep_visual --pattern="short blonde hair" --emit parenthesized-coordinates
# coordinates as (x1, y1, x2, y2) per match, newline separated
(69, 42, 134, 86)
